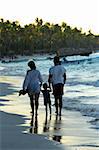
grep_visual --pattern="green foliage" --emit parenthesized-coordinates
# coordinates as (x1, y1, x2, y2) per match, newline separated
(0, 18, 99, 56)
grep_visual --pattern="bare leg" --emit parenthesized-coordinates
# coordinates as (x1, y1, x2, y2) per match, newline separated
(59, 95, 62, 116)
(30, 95, 34, 115)
(49, 103, 51, 115)
(55, 97, 58, 115)
(45, 105, 48, 117)
(35, 93, 39, 115)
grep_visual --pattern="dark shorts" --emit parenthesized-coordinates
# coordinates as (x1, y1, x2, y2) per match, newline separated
(53, 83, 64, 96)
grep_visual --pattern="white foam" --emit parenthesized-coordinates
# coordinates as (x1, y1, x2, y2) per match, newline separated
(0, 66, 5, 70)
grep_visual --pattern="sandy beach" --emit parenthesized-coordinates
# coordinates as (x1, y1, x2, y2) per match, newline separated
(0, 76, 99, 150)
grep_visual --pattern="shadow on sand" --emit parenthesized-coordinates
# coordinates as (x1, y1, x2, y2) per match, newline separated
(0, 82, 18, 96)
(0, 111, 65, 150)
(29, 113, 62, 144)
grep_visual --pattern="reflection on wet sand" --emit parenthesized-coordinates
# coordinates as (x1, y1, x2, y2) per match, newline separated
(29, 113, 62, 144)
(30, 114, 38, 134)
(43, 114, 51, 132)
(52, 115, 62, 143)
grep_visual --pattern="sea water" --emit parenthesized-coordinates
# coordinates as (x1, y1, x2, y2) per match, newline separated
(0, 52, 99, 130)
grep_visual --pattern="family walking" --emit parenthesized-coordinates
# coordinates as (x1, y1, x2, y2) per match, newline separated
(19, 56, 66, 116)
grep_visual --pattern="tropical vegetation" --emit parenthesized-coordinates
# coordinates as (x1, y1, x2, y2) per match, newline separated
(0, 17, 99, 57)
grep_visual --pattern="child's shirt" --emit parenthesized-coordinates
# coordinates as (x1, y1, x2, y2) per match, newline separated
(41, 89, 51, 105)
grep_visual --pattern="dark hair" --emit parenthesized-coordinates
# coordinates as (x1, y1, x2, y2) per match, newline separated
(43, 83, 48, 89)
(28, 61, 36, 70)
(54, 56, 60, 65)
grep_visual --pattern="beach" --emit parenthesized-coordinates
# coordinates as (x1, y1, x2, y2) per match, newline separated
(0, 53, 99, 150)
(0, 76, 66, 150)
(0, 75, 99, 150)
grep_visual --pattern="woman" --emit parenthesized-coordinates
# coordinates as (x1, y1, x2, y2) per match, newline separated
(22, 60, 43, 115)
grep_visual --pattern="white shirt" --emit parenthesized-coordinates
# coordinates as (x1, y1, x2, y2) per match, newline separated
(23, 69, 43, 93)
(49, 65, 66, 85)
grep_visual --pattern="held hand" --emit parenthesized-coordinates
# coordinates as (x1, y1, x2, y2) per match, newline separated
(40, 83, 42, 87)
(48, 86, 52, 92)
(48, 85, 51, 89)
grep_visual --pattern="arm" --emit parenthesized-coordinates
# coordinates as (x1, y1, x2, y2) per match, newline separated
(62, 67, 66, 84)
(19, 71, 30, 96)
(63, 72, 66, 84)
(40, 89, 43, 93)
(38, 71, 43, 87)
(48, 88, 52, 92)
(48, 74, 52, 89)
(48, 67, 53, 89)
(23, 71, 30, 91)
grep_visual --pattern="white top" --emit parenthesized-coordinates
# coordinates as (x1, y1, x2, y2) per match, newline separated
(49, 65, 66, 85)
(23, 69, 43, 94)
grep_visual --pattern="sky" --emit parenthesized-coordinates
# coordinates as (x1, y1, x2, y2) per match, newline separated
(0, 0, 99, 34)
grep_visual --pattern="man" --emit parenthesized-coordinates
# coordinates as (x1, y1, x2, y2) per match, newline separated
(48, 56, 66, 116)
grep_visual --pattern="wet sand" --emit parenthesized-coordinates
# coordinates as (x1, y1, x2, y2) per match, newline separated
(0, 76, 99, 150)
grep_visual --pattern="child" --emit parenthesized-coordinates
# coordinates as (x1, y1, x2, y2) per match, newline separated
(41, 83, 51, 116)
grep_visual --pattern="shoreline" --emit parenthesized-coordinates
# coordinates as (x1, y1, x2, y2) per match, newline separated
(0, 51, 98, 64)
(0, 76, 99, 150)
(1, 48, 99, 60)
(0, 75, 67, 150)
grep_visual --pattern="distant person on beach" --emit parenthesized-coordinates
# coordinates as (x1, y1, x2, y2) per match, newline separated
(48, 56, 66, 116)
(41, 83, 51, 116)
(19, 60, 43, 115)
